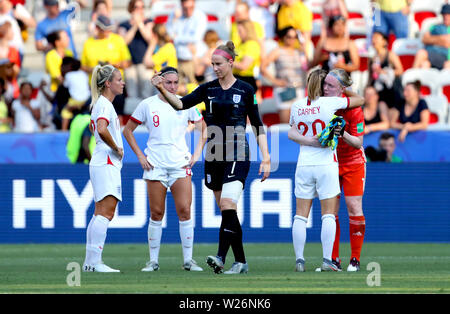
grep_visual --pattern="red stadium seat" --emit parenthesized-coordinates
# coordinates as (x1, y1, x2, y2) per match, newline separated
(410, 0, 443, 29)
(392, 39, 424, 71)
(414, 11, 438, 29)
(207, 14, 219, 22)
(442, 85, 450, 103)
(261, 86, 274, 99)
(262, 113, 280, 127)
(402, 68, 440, 96)
(424, 94, 448, 125)
(153, 15, 168, 24)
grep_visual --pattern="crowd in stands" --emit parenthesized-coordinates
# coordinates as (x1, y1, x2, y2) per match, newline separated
(0, 0, 448, 147)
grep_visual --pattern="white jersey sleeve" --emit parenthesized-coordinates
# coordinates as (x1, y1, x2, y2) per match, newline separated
(130, 100, 148, 125)
(187, 106, 203, 123)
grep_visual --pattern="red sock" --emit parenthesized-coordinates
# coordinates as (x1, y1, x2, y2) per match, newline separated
(349, 215, 365, 261)
(332, 215, 340, 261)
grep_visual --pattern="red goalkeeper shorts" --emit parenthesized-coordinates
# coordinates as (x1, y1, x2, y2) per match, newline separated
(339, 163, 366, 197)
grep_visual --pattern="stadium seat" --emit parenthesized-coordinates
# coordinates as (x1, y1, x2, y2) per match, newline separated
(419, 16, 443, 39)
(149, 0, 180, 23)
(262, 113, 280, 127)
(410, 0, 444, 29)
(424, 94, 448, 125)
(345, 0, 371, 19)
(196, 0, 232, 40)
(354, 38, 371, 72)
(437, 70, 450, 103)
(392, 38, 424, 71)
(402, 68, 440, 96)
(347, 18, 367, 40)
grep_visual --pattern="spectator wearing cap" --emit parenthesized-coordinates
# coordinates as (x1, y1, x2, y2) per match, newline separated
(118, 0, 154, 100)
(88, 0, 113, 38)
(81, 14, 131, 119)
(371, 0, 412, 39)
(413, 4, 450, 70)
(0, 0, 24, 58)
(35, 0, 84, 57)
(166, 0, 207, 86)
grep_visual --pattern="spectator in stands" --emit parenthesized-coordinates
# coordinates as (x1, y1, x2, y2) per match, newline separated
(45, 30, 72, 93)
(166, 0, 207, 86)
(233, 19, 261, 93)
(0, 77, 11, 132)
(0, 0, 35, 43)
(35, 0, 81, 57)
(390, 80, 430, 142)
(365, 132, 402, 162)
(81, 14, 131, 120)
(60, 56, 90, 130)
(321, 0, 348, 39)
(0, 0, 24, 58)
(363, 86, 389, 134)
(0, 21, 20, 76)
(88, 0, 112, 38)
(260, 26, 308, 124)
(143, 23, 177, 74)
(368, 31, 403, 109)
(118, 0, 153, 100)
(11, 81, 40, 132)
(248, 0, 275, 40)
(230, 1, 265, 46)
(195, 29, 222, 84)
(371, 0, 412, 39)
(413, 4, 450, 70)
(311, 15, 360, 74)
(0, 59, 18, 101)
(276, 0, 312, 58)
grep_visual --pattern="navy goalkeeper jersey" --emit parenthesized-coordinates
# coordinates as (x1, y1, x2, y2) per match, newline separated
(181, 79, 264, 162)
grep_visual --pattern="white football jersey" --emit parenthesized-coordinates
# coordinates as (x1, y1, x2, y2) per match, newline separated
(290, 96, 349, 166)
(131, 95, 203, 169)
(90, 95, 123, 169)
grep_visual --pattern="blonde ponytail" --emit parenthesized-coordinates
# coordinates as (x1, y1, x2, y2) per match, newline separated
(89, 64, 117, 110)
(307, 68, 327, 101)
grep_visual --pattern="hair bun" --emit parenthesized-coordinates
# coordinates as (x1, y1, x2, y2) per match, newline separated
(225, 41, 235, 52)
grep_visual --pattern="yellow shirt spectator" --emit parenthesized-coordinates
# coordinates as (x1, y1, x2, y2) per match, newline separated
(81, 33, 131, 82)
(375, 0, 407, 13)
(277, 0, 312, 33)
(233, 39, 261, 77)
(151, 42, 178, 72)
(230, 21, 265, 46)
(45, 49, 73, 92)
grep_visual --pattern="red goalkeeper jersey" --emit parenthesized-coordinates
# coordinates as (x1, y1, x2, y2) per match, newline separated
(335, 107, 366, 166)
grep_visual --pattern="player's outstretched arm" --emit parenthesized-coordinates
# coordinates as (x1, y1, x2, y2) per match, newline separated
(189, 119, 208, 168)
(151, 73, 183, 110)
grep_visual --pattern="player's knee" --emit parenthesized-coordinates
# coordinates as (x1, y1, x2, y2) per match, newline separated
(177, 206, 191, 221)
(150, 208, 165, 221)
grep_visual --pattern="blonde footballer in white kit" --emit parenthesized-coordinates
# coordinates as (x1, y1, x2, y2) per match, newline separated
(288, 69, 364, 272)
(83, 64, 125, 273)
(123, 67, 207, 272)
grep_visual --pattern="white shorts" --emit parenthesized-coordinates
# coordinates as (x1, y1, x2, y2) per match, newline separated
(294, 163, 340, 200)
(143, 167, 192, 188)
(89, 165, 122, 202)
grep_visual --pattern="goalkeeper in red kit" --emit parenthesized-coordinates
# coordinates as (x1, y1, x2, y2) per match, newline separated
(325, 69, 366, 272)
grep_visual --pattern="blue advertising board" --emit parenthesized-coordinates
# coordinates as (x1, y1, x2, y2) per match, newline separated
(1, 163, 449, 244)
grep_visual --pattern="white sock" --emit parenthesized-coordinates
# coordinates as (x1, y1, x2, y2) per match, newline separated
(148, 219, 163, 263)
(85, 215, 110, 266)
(292, 215, 308, 261)
(179, 219, 194, 264)
(84, 215, 95, 266)
(321, 214, 336, 261)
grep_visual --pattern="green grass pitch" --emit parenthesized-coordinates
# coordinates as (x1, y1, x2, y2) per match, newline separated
(1, 243, 449, 294)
